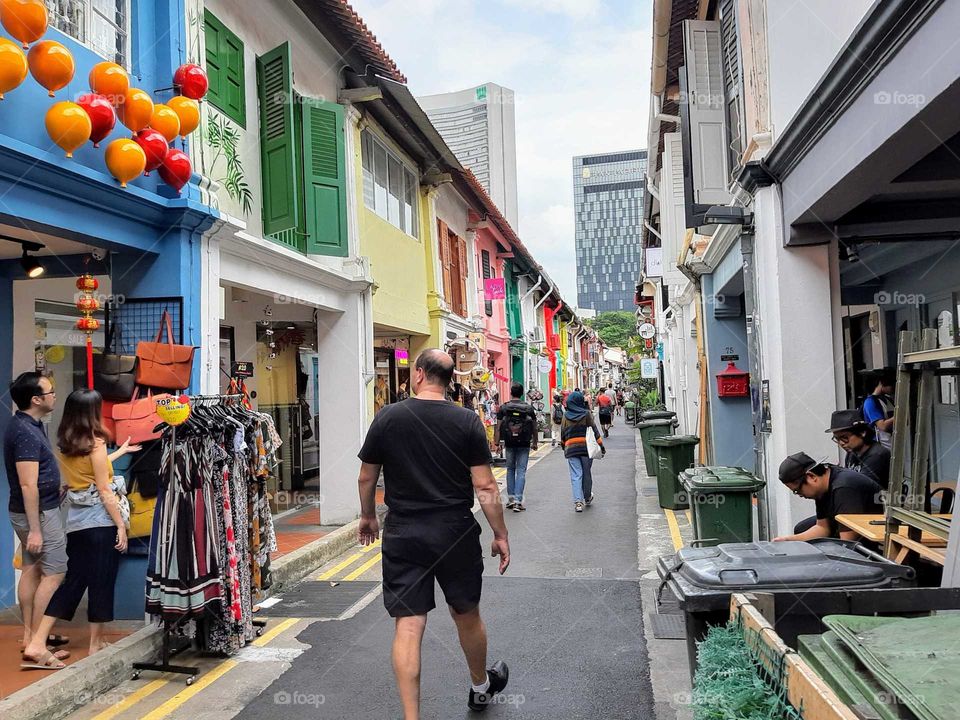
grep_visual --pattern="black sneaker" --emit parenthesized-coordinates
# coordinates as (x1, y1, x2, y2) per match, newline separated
(513, 503, 525, 512)
(585, 493, 595, 506)
(505, 501, 517, 510)
(468, 660, 509, 711)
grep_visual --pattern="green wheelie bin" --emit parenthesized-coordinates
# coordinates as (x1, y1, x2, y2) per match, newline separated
(637, 418, 675, 476)
(624, 401, 637, 425)
(649, 435, 699, 510)
(679, 466, 765, 545)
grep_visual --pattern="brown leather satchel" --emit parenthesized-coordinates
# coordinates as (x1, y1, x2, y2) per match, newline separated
(135, 311, 196, 390)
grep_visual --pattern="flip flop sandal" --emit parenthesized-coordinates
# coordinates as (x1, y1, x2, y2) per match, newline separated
(46, 634, 70, 647)
(21, 651, 66, 671)
(22, 648, 70, 661)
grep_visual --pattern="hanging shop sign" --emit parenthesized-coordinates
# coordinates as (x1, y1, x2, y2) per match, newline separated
(156, 394, 191, 426)
(231, 361, 254, 378)
(395, 349, 409, 367)
(483, 278, 506, 300)
(640, 358, 658, 379)
(537, 356, 552, 374)
(638, 322, 656, 339)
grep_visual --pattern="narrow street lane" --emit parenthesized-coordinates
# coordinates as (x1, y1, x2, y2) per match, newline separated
(65, 429, 658, 719)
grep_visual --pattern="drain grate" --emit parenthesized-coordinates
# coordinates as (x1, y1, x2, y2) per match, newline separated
(649, 613, 687, 640)
(258, 581, 378, 619)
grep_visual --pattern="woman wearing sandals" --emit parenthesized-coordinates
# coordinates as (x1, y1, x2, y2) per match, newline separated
(21, 389, 139, 669)
(561, 391, 605, 513)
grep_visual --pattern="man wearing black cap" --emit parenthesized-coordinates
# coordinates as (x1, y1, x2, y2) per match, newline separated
(773, 451, 882, 542)
(827, 409, 890, 490)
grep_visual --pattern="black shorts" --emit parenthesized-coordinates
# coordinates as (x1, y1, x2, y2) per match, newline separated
(381, 510, 483, 617)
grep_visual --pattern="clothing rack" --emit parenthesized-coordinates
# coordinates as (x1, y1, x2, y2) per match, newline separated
(134, 393, 279, 683)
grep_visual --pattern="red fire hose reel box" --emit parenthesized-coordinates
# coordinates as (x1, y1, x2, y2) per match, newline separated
(716, 362, 749, 398)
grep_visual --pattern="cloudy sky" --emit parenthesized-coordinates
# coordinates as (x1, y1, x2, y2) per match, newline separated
(348, 0, 653, 306)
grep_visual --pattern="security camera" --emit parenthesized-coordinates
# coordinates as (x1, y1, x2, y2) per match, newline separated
(90, 248, 106, 261)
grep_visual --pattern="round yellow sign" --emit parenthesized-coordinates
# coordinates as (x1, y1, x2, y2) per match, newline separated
(155, 395, 191, 426)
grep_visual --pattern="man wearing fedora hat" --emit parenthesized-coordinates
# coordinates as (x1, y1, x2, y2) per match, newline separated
(773, 451, 882, 542)
(827, 409, 890, 490)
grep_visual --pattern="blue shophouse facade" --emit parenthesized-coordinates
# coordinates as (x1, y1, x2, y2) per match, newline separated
(0, 0, 217, 607)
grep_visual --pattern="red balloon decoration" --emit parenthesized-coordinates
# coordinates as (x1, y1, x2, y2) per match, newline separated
(173, 63, 208, 100)
(77, 93, 116, 148)
(134, 128, 168, 175)
(158, 147, 192, 192)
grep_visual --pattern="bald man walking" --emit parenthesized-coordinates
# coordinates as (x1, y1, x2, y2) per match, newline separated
(357, 349, 511, 719)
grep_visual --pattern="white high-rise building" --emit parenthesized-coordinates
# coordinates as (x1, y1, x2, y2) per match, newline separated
(418, 83, 519, 229)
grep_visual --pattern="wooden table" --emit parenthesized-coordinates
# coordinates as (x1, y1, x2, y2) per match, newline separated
(835, 514, 950, 545)
(887, 534, 947, 565)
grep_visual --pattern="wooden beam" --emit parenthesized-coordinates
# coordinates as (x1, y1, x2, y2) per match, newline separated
(337, 86, 384, 103)
(730, 594, 858, 720)
(908, 328, 938, 512)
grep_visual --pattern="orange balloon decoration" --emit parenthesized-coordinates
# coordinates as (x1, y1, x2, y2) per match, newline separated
(0, 37, 28, 99)
(45, 101, 91, 158)
(118, 87, 154, 133)
(88, 61, 129, 103)
(28, 40, 75, 97)
(104, 138, 146, 188)
(149, 103, 180, 143)
(167, 96, 199, 137)
(0, 0, 48, 49)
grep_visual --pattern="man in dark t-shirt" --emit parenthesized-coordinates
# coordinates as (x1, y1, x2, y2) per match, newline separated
(357, 349, 510, 716)
(774, 451, 882, 541)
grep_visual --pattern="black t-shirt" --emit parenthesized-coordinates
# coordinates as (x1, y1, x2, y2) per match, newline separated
(496, 400, 537, 448)
(3, 411, 62, 514)
(358, 398, 491, 515)
(844, 442, 890, 490)
(815, 466, 883, 537)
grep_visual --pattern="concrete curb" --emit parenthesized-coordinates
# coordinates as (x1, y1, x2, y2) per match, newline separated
(0, 515, 378, 720)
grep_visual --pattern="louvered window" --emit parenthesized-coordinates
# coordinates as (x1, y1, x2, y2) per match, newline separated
(481, 249, 493, 317)
(719, 0, 744, 182)
(46, 0, 129, 67)
(205, 10, 245, 126)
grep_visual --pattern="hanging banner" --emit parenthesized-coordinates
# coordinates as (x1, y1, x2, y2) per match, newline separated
(640, 359, 658, 379)
(483, 278, 506, 300)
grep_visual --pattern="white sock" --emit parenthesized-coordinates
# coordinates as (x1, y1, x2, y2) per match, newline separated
(472, 674, 490, 693)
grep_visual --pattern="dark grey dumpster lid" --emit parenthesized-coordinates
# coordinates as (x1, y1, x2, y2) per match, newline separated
(640, 410, 677, 420)
(649, 434, 700, 447)
(680, 466, 764, 492)
(662, 540, 913, 598)
(636, 419, 675, 428)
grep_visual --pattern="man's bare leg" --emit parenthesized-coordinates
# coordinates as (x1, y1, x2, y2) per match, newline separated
(393, 615, 427, 720)
(18, 563, 40, 646)
(449, 605, 488, 685)
(31, 573, 63, 640)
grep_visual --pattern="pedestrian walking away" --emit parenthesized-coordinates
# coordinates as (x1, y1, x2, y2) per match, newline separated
(597, 389, 614, 437)
(550, 393, 564, 447)
(3, 372, 69, 670)
(23, 389, 140, 668)
(561, 391, 605, 512)
(495, 382, 539, 511)
(357, 349, 511, 720)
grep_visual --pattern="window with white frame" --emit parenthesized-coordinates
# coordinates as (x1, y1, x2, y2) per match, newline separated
(361, 129, 420, 239)
(46, 1, 130, 68)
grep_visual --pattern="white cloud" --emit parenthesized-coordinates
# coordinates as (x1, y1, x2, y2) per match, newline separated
(499, 0, 602, 21)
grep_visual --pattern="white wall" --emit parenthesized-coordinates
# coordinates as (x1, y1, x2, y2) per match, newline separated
(766, 0, 873, 141)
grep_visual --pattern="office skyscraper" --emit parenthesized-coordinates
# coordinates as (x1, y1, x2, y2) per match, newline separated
(418, 83, 519, 229)
(573, 150, 647, 312)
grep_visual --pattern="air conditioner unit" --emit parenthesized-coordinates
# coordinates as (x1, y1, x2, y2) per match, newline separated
(529, 326, 545, 344)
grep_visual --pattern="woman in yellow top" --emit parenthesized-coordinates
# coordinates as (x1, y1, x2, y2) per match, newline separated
(21, 389, 140, 669)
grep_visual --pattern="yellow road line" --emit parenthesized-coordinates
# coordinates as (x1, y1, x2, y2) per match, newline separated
(664, 509, 683, 551)
(91, 679, 168, 720)
(343, 552, 382, 581)
(138, 660, 237, 720)
(253, 617, 300, 647)
(316, 552, 363, 580)
(139, 619, 300, 720)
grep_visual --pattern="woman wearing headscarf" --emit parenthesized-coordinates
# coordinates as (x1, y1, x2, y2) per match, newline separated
(561, 391, 605, 512)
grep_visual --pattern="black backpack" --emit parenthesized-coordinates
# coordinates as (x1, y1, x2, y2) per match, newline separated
(502, 402, 535, 446)
(552, 402, 563, 425)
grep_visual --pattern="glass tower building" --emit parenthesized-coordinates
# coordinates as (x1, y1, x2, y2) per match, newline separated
(572, 150, 647, 312)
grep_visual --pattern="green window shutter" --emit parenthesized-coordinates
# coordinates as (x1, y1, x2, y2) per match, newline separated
(300, 97, 348, 257)
(204, 11, 245, 127)
(256, 43, 301, 246)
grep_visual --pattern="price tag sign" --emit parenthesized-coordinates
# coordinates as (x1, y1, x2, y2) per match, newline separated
(231, 361, 254, 378)
(156, 395, 192, 426)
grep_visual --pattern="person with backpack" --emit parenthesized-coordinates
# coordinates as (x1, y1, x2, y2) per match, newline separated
(550, 393, 564, 447)
(596, 389, 614, 437)
(561, 391, 605, 513)
(862, 369, 895, 449)
(495, 383, 539, 511)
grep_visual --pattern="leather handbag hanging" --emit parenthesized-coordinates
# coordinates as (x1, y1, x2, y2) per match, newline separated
(136, 310, 196, 390)
(93, 322, 138, 400)
(111, 388, 171, 444)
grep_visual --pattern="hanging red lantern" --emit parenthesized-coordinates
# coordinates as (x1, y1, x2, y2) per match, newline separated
(158, 147, 192, 192)
(134, 128, 168, 174)
(173, 63, 208, 100)
(75, 272, 100, 389)
(76, 316, 100, 332)
(76, 274, 99, 292)
(76, 295, 100, 313)
(77, 93, 116, 148)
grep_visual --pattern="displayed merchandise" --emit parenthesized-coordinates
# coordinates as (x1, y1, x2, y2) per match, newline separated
(93, 323, 138, 400)
(111, 388, 171, 444)
(136, 310, 196, 389)
(144, 395, 281, 656)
